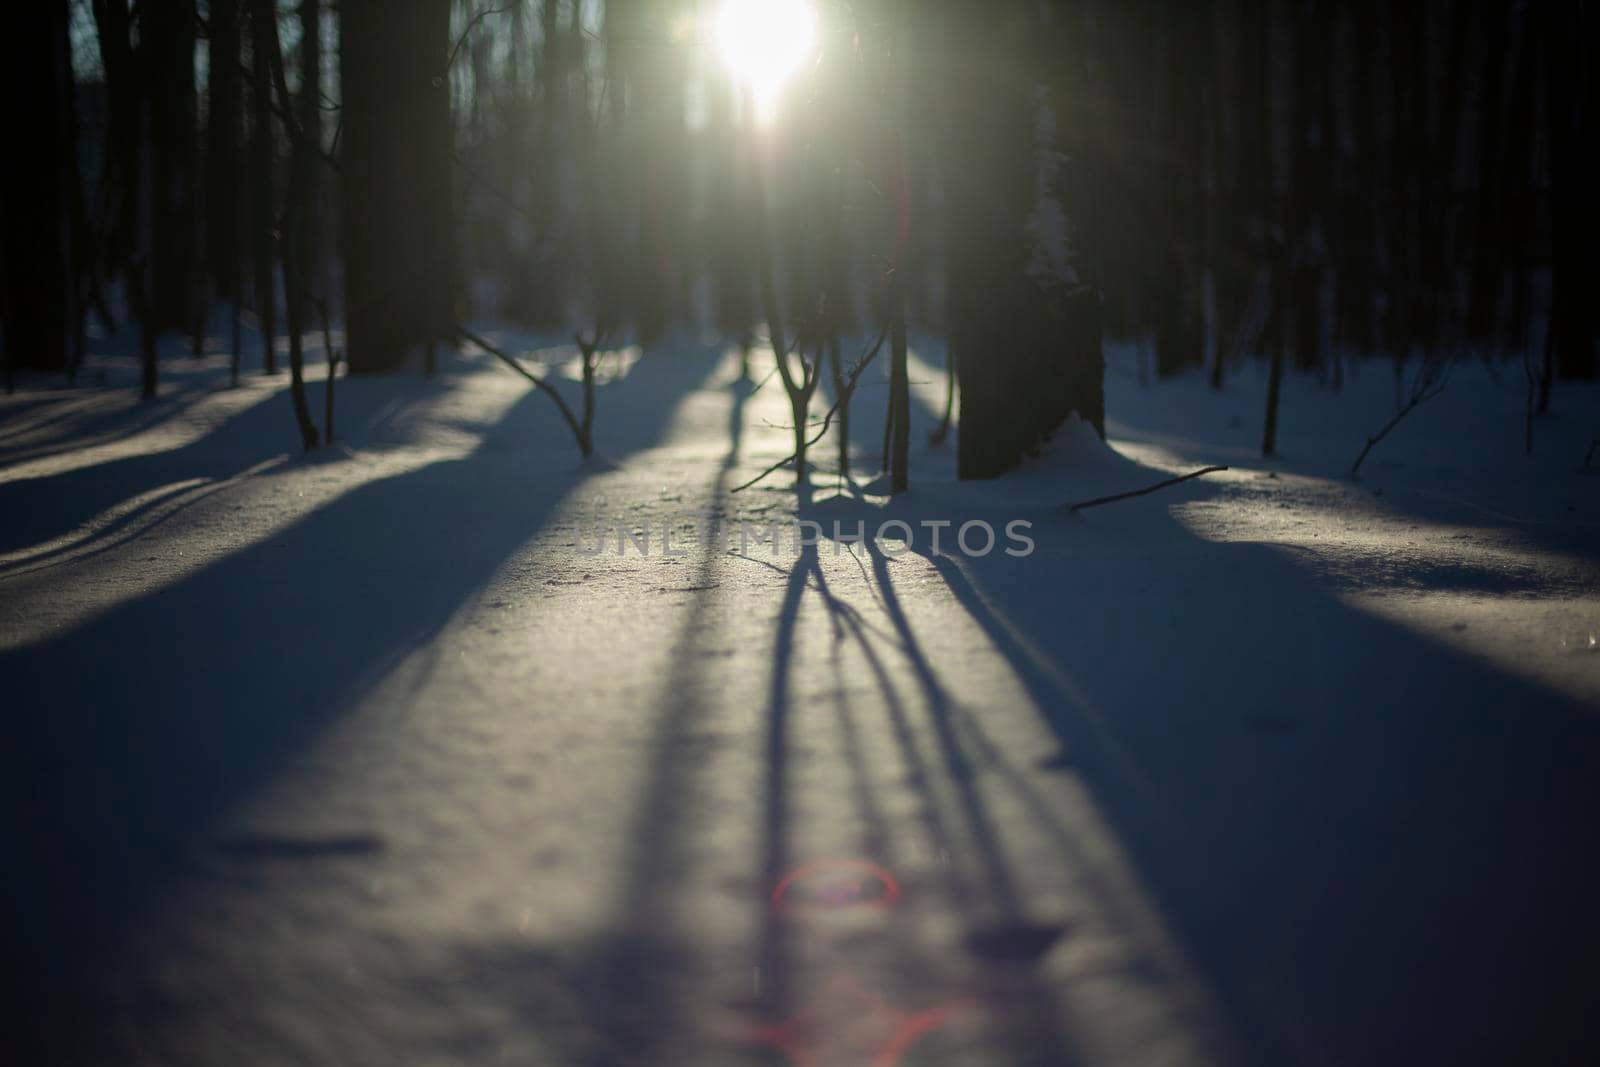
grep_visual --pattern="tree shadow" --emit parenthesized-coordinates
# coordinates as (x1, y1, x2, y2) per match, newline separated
(723, 497, 1085, 1066)
(1, 345, 722, 1056)
(0, 362, 465, 555)
(0, 458, 288, 579)
(805, 357, 1600, 1064)
(436, 369, 1082, 1066)
(433, 361, 767, 1067)
(918, 506, 1600, 1065)
(570, 370, 757, 1065)
(0, 375, 224, 465)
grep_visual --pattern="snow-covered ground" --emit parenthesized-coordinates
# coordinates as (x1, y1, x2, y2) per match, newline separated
(3, 331, 1596, 1066)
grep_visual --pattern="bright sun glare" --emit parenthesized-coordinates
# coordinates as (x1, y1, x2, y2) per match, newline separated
(714, 0, 818, 120)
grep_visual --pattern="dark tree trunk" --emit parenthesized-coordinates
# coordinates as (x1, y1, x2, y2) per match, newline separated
(1383, 3, 1425, 362)
(1464, 0, 1512, 347)
(1262, 317, 1285, 457)
(945, 1, 1103, 481)
(1153, 1, 1208, 378)
(1338, 0, 1380, 359)
(92, 0, 141, 270)
(1255, 0, 1287, 368)
(0, 0, 74, 372)
(628, 4, 689, 344)
(297, 0, 324, 277)
(340, 0, 454, 374)
(206, 0, 244, 325)
(709, 73, 755, 368)
(829, 337, 850, 469)
(142, 0, 198, 335)
(297, 0, 327, 387)
(1214, 0, 1269, 386)
(252, 0, 317, 447)
(1547, 1, 1597, 381)
(889, 269, 910, 494)
(1289, 0, 1331, 374)
(1422, 3, 1470, 353)
(1494, 4, 1539, 355)
(2, 251, 10, 393)
(249, 2, 277, 374)
(63, 33, 90, 382)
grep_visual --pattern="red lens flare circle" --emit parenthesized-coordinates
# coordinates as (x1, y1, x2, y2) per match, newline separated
(771, 859, 902, 918)
(736, 974, 970, 1067)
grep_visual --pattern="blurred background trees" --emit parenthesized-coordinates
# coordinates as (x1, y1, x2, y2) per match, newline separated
(1, 0, 1592, 471)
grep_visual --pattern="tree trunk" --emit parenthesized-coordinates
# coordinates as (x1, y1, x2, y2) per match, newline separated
(1547, 1, 1597, 381)
(889, 269, 910, 494)
(1422, 3, 1470, 353)
(250, 3, 277, 374)
(1154, 1, 1208, 378)
(1339, 0, 1380, 359)
(143, 0, 198, 335)
(0, 0, 74, 372)
(1500, 5, 1539, 354)
(207, 0, 244, 339)
(945, 0, 1103, 480)
(1262, 316, 1285, 457)
(339, 0, 453, 373)
(297, 0, 325, 314)
(1464, 0, 1512, 347)
(91, 0, 143, 328)
(828, 337, 850, 471)
(253, 0, 317, 447)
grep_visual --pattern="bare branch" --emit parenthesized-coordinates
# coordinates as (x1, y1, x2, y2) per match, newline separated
(1069, 466, 1230, 512)
(455, 325, 591, 456)
(447, 5, 514, 76)
(1351, 359, 1450, 476)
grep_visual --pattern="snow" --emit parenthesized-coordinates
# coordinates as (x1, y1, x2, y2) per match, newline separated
(3, 331, 1597, 1065)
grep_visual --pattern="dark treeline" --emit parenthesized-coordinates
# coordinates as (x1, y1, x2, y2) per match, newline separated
(1067, 0, 1597, 393)
(1, 0, 1592, 473)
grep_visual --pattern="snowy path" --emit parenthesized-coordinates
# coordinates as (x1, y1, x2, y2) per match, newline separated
(4, 341, 1597, 1066)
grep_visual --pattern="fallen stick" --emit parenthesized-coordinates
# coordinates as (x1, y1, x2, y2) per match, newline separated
(1068, 466, 1229, 512)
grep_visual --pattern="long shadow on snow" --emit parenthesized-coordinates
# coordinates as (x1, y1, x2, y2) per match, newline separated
(435, 372, 785, 1067)
(749, 509, 1085, 1066)
(0, 375, 226, 467)
(1100, 371, 1600, 568)
(0, 363, 450, 555)
(583, 374, 757, 1066)
(826, 377, 1600, 1065)
(1, 346, 720, 1056)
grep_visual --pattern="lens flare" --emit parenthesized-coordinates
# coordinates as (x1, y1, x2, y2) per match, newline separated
(714, 0, 818, 121)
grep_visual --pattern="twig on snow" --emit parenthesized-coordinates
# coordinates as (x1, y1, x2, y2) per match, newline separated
(1068, 466, 1229, 512)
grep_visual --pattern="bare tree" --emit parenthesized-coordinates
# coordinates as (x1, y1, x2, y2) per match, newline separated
(248, 0, 277, 375)
(1351, 356, 1450, 476)
(206, 0, 245, 385)
(339, 0, 453, 373)
(941, 1, 1103, 480)
(0, 0, 76, 376)
(254, 0, 318, 449)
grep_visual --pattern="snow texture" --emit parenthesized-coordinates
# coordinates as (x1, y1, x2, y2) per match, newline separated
(3, 331, 1597, 1066)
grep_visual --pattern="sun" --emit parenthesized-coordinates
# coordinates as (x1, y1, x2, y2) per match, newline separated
(713, 0, 818, 121)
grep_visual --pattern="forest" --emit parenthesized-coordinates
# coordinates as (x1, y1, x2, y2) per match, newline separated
(7, 0, 1595, 460)
(3, 2, 1597, 1066)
